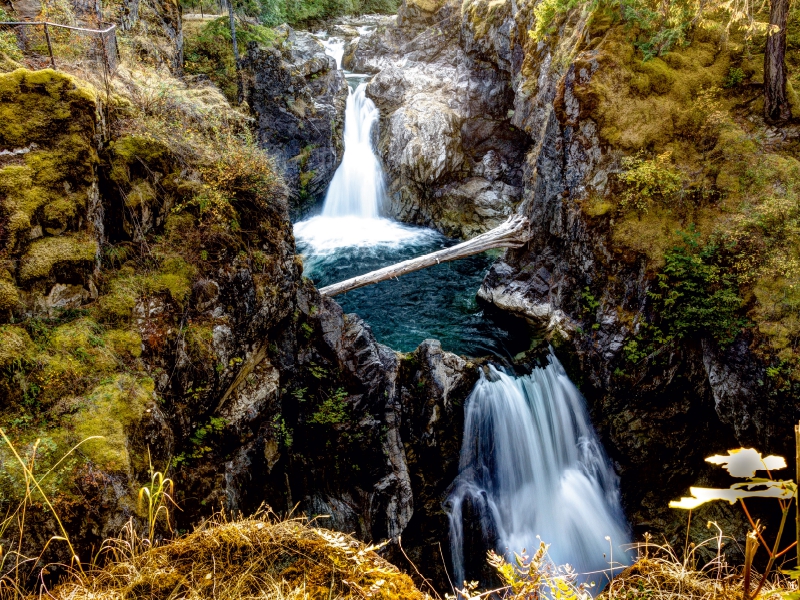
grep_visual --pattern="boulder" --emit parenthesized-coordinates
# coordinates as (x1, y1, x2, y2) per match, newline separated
(240, 28, 349, 218)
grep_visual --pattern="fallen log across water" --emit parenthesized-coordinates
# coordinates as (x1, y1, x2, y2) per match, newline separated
(318, 213, 532, 297)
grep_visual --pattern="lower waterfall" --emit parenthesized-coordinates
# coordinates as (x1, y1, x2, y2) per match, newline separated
(446, 353, 631, 589)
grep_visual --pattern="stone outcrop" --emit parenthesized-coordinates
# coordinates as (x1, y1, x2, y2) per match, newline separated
(173, 279, 478, 590)
(349, 0, 795, 563)
(346, 0, 529, 238)
(0, 69, 103, 320)
(240, 27, 349, 218)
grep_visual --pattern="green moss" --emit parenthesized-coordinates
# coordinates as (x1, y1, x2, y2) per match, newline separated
(124, 180, 157, 209)
(72, 374, 154, 472)
(185, 323, 215, 363)
(578, 26, 730, 150)
(108, 136, 172, 186)
(184, 19, 279, 102)
(412, 0, 446, 12)
(0, 165, 47, 219)
(298, 169, 315, 190)
(18, 234, 98, 282)
(146, 255, 196, 304)
(106, 329, 143, 359)
(42, 197, 80, 230)
(0, 69, 96, 149)
(0, 326, 32, 369)
(0, 278, 20, 311)
(98, 267, 139, 323)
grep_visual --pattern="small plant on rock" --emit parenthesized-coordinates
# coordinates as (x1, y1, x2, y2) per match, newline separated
(619, 151, 685, 216)
(138, 451, 178, 547)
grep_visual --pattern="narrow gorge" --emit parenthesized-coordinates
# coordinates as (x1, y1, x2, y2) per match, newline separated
(0, 0, 799, 595)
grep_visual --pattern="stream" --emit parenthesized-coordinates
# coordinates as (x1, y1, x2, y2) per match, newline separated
(294, 65, 530, 358)
(294, 35, 631, 590)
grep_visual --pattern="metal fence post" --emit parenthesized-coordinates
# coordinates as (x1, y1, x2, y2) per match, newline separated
(43, 22, 56, 69)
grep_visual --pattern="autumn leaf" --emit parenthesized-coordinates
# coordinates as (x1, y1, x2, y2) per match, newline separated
(670, 480, 795, 510)
(705, 448, 787, 477)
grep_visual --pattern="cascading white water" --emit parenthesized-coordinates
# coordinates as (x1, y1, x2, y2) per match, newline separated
(315, 33, 345, 70)
(447, 353, 631, 589)
(294, 70, 437, 254)
(321, 83, 384, 218)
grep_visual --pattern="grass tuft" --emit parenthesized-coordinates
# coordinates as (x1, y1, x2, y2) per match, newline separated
(44, 512, 431, 600)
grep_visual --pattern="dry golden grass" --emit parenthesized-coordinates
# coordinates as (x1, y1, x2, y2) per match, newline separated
(43, 514, 431, 600)
(598, 536, 797, 600)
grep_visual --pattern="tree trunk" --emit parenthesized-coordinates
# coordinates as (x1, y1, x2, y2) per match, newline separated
(318, 215, 532, 297)
(764, 0, 791, 123)
(228, 0, 239, 63)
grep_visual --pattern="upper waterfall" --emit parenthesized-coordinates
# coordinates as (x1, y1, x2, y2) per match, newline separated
(315, 33, 345, 69)
(447, 353, 631, 589)
(294, 61, 438, 254)
(321, 83, 385, 218)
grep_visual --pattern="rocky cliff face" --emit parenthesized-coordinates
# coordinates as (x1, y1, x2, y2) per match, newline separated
(344, 1, 529, 238)
(0, 67, 475, 587)
(240, 27, 348, 218)
(350, 0, 798, 555)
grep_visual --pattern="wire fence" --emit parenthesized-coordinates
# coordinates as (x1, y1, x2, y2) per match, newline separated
(0, 20, 119, 76)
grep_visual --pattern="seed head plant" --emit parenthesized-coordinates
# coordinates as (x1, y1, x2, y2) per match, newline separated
(137, 449, 177, 547)
(670, 445, 800, 600)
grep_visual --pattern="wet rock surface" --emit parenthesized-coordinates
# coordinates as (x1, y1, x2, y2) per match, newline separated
(348, 0, 529, 238)
(240, 27, 349, 218)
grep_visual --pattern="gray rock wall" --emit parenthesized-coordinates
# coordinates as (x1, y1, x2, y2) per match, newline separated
(350, 0, 793, 558)
(240, 28, 348, 218)
(349, 0, 529, 238)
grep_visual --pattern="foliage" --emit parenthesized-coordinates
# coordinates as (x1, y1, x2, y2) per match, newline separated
(530, 0, 584, 43)
(651, 229, 748, 347)
(309, 388, 349, 425)
(184, 18, 278, 101)
(723, 66, 745, 88)
(479, 544, 587, 599)
(172, 417, 228, 466)
(254, 0, 398, 25)
(181, 0, 397, 31)
(272, 414, 294, 447)
(530, 0, 780, 59)
(619, 151, 686, 216)
(0, 9, 23, 67)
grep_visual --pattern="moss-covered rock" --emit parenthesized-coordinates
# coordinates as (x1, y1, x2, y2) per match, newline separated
(73, 374, 154, 473)
(18, 234, 98, 282)
(0, 325, 32, 369)
(0, 276, 19, 311)
(0, 69, 97, 148)
(0, 68, 101, 321)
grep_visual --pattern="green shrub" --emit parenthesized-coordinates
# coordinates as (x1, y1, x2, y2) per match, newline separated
(723, 66, 745, 88)
(0, 8, 23, 67)
(651, 229, 748, 347)
(309, 388, 349, 425)
(619, 151, 686, 215)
